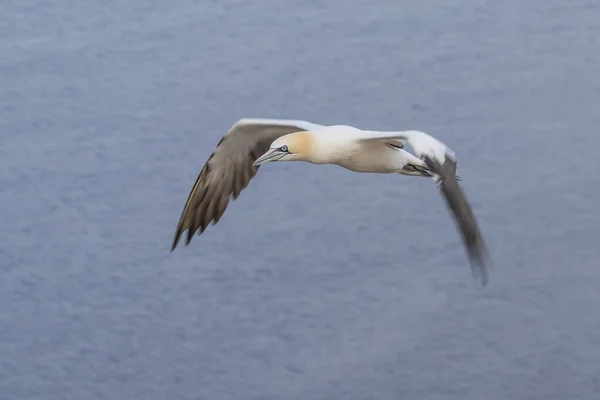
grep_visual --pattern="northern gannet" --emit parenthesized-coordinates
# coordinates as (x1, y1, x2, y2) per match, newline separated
(171, 118, 491, 285)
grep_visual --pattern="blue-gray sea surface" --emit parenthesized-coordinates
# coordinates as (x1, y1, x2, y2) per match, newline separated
(1, 1, 599, 399)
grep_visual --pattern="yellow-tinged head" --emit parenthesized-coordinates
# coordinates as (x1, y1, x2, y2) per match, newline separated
(253, 131, 316, 166)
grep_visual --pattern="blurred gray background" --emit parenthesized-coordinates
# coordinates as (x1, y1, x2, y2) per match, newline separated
(1, 0, 599, 399)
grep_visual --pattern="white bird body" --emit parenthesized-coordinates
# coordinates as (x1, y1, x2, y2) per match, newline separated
(172, 118, 491, 286)
(335, 138, 407, 174)
(294, 125, 411, 173)
(268, 125, 434, 175)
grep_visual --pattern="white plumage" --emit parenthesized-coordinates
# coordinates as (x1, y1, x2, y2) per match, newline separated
(172, 118, 491, 286)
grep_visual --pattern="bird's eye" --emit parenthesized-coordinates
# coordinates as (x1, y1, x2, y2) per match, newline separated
(279, 145, 289, 153)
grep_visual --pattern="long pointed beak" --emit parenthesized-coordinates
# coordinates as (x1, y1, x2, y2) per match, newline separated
(253, 149, 285, 166)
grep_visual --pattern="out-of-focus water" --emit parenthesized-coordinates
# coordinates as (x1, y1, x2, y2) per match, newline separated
(1, 1, 599, 399)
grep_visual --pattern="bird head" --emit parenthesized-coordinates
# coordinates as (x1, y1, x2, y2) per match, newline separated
(253, 131, 314, 166)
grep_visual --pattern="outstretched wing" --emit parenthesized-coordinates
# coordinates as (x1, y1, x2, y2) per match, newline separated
(357, 129, 490, 285)
(422, 155, 490, 286)
(171, 118, 325, 250)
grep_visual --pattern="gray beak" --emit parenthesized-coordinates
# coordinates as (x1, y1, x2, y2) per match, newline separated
(253, 149, 286, 166)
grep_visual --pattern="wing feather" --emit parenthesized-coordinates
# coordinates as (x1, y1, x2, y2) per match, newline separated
(171, 118, 324, 250)
(357, 129, 490, 284)
(423, 156, 491, 286)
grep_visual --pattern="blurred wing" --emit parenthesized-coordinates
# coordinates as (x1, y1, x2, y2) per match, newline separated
(422, 155, 491, 286)
(171, 118, 325, 250)
(357, 129, 490, 285)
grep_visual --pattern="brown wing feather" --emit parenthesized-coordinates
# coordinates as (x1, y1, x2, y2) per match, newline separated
(171, 121, 311, 250)
(423, 155, 491, 286)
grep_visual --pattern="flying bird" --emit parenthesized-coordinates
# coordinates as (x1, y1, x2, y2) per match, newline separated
(171, 118, 491, 285)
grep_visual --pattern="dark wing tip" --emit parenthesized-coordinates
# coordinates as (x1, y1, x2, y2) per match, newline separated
(170, 160, 212, 252)
(423, 155, 492, 286)
(170, 214, 191, 252)
(171, 232, 181, 252)
(171, 220, 203, 252)
(466, 236, 491, 287)
(170, 215, 186, 251)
